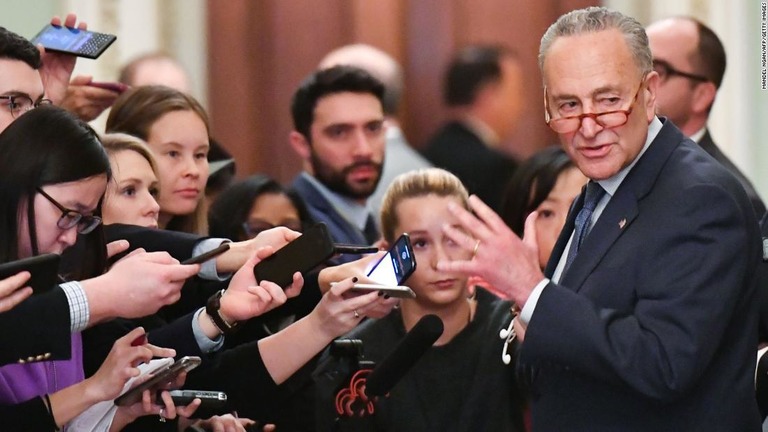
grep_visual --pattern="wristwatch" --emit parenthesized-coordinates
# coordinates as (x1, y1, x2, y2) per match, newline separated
(205, 289, 240, 334)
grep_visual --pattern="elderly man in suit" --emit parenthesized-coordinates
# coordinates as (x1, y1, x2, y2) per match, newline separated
(439, 6, 762, 431)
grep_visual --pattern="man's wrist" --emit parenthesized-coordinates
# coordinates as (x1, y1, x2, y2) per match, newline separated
(205, 290, 240, 334)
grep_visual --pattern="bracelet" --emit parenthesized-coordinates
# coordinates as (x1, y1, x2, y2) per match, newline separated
(205, 290, 240, 334)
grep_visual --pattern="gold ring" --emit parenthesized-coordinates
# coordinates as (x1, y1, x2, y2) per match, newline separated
(354, 309, 360, 318)
(472, 240, 481, 258)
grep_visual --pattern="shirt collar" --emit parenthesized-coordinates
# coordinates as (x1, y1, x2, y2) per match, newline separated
(301, 172, 371, 230)
(689, 126, 707, 143)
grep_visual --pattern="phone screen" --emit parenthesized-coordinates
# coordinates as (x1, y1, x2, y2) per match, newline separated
(367, 234, 416, 286)
(31, 25, 116, 59)
(34, 26, 93, 51)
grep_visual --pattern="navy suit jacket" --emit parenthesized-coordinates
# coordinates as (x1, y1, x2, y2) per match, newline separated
(291, 174, 374, 264)
(697, 130, 766, 218)
(520, 120, 762, 431)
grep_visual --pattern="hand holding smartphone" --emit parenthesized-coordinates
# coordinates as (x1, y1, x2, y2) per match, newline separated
(31, 24, 117, 59)
(253, 223, 335, 288)
(114, 356, 201, 406)
(0, 254, 60, 295)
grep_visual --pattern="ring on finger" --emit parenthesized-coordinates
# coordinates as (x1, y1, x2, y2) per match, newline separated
(158, 408, 166, 422)
(472, 240, 481, 258)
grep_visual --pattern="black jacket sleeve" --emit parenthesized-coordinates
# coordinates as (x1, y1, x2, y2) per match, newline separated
(0, 288, 71, 366)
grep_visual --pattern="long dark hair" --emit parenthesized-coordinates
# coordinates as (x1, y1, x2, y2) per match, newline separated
(500, 146, 575, 236)
(208, 175, 312, 241)
(0, 106, 111, 279)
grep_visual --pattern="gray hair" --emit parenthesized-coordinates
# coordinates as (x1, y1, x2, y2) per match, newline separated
(539, 7, 652, 78)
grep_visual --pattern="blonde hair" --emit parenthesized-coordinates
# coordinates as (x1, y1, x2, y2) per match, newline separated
(101, 132, 159, 176)
(380, 168, 469, 243)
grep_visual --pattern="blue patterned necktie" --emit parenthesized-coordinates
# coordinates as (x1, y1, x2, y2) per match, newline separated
(564, 181, 605, 272)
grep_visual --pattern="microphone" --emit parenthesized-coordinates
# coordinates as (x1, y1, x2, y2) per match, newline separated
(365, 314, 444, 397)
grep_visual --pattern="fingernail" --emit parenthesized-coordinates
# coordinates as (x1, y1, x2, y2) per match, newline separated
(352, 277, 359, 283)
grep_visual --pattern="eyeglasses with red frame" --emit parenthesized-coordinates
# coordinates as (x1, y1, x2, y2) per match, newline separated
(544, 80, 645, 134)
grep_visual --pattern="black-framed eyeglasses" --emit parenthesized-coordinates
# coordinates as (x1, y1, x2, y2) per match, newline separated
(0, 95, 53, 119)
(544, 80, 645, 134)
(242, 220, 303, 239)
(652, 59, 708, 83)
(36, 188, 102, 234)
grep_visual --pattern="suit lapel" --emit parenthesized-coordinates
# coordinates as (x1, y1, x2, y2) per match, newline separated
(545, 187, 582, 278)
(553, 119, 685, 291)
(559, 192, 638, 290)
(291, 175, 369, 244)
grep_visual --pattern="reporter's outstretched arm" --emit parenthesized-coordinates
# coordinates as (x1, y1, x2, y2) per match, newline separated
(258, 278, 394, 384)
(80, 249, 199, 325)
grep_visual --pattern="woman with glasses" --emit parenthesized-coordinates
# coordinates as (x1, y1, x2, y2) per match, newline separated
(0, 106, 199, 430)
(209, 175, 312, 242)
(86, 131, 398, 429)
(209, 175, 324, 344)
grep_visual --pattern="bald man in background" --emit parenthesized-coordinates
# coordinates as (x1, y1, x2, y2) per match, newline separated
(319, 44, 432, 218)
(646, 16, 765, 217)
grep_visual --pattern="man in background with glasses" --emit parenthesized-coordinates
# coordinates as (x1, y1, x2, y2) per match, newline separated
(646, 16, 765, 217)
(439, 6, 762, 430)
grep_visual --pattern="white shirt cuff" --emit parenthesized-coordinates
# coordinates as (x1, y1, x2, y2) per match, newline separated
(520, 278, 550, 325)
(60, 281, 90, 332)
(191, 308, 225, 353)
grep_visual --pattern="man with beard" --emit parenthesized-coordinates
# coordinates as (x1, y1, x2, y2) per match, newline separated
(289, 66, 386, 263)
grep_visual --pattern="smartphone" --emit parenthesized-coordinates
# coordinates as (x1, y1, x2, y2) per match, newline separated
(87, 81, 128, 94)
(253, 222, 335, 288)
(350, 283, 416, 299)
(30, 24, 116, 59)
(0, 254, 60, 295)
(159, 389, 228, 409)
(334, 244, 378, 255)
(182, 242, 231, 265)
(366, 234, 416, 286)
(114, 356, 201, 406)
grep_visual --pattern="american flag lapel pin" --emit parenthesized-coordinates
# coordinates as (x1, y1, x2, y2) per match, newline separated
(618, 218, 627, 229)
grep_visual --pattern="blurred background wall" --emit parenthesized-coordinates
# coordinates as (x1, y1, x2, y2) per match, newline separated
(1, 0, 766, 199)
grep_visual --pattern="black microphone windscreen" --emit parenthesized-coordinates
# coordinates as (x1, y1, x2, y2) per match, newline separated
(365, 314, 444, 397)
